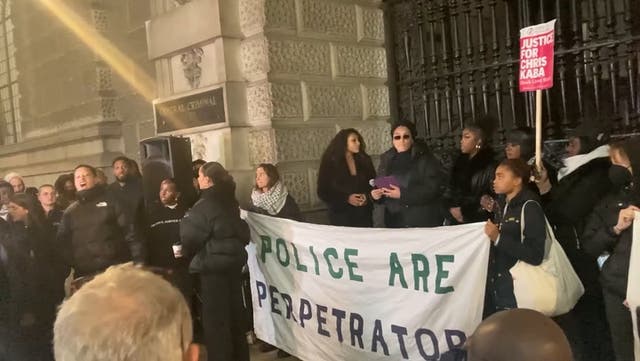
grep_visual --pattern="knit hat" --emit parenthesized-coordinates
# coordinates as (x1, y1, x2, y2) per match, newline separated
(567, 118, 610, 155)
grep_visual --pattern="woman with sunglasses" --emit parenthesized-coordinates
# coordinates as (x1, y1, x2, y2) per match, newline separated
(371, 121, 446, 228)
(318, 129, 376, 227)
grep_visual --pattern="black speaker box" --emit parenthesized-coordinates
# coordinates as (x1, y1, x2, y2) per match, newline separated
(139, 136, 196, 208)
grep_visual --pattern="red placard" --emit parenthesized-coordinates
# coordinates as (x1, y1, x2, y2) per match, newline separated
(519, 20, 556, 92)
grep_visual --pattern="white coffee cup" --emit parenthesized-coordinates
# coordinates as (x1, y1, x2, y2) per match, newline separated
(172, 244, 183, 258)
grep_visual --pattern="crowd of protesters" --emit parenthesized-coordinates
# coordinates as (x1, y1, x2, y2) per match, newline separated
(0, 116, 637, 361)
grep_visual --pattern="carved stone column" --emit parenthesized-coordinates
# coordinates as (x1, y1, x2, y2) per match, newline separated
(243, 0, 391, 210)
(147, 0, 390, 210)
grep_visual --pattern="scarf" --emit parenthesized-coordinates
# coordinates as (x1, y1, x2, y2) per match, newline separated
(557, 145, 610, 181)
(251, 181, 289, 216)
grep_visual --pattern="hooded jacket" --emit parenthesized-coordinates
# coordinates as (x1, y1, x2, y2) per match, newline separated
(57, 185, 143, 277)
(540, 145, 611, 292)
(581, 138, 640, 298)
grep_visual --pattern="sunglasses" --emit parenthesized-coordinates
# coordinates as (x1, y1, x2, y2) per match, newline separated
(393, 135, 411, 140)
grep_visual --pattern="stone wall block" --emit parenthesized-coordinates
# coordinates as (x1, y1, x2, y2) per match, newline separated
(269, 39, 331, 76)
(281, 170, 310, 205)
(365, 86, 390, 118)
(248, 128, 277, 165)
(301, 0, 356, 39)
(334, 45, 387, 78)
(247, 82, 273, 123)
(239, 0, 266, 37)
(241, 36, 270, 82)
(265, 0, 296, 31)
(274, 127, 335, 162)
(308, 85, 361, 118)
(272, 82, 303, 118)
(361, 7, 384, 42)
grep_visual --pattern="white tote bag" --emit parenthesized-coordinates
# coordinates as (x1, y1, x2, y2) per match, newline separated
(509, 200, 585, 317)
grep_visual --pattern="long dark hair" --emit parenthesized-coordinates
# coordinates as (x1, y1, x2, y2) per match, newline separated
(256, 163, 280, 190)
(55, 173, 75, 194)
(320, 129, 368, 166)
(9, 193, 47, 229)
(200, 162, 237, 206)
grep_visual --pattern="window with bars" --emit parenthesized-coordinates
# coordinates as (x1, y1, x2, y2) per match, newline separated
(0, 0, 20, 145)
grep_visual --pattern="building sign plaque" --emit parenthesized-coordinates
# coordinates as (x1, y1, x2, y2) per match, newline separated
(154, 87, 225, 133)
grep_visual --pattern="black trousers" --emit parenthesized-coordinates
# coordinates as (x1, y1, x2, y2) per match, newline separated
(200, 272, 249, 361)
(554, 293, 614, 361)
(603, 289, 634, 361)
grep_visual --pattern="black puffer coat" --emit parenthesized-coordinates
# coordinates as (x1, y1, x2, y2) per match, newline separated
(541, 155, 611, 293)
(448, 147, 497, 224)
(376, 140, 446, 228)
(180, 188, 249, 274)
(582, 185, 639, 298)
(57, 185, 143, 277)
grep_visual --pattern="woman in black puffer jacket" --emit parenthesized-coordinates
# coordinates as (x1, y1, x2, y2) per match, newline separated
(180, 162, 250, 361)
(581, 137, 640, 361)
(371, 121, 446, 228)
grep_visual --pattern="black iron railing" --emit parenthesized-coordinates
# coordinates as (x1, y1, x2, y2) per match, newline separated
(385, 0, 640, 152)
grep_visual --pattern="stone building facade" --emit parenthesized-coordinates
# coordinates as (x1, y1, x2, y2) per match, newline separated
(147, 0, 391, 208)
(0, 0, 155, 186)
(0, 0, 391, 211)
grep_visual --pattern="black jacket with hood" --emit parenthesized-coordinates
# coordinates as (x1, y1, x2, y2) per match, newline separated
(57, 184, 143, 277)
(581, 139, 640, 298)
(540, 145, 611, 293)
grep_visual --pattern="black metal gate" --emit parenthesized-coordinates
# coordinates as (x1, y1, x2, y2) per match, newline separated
(385, 0, 640, 150)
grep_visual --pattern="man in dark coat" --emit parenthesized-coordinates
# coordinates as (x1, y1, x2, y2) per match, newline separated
(57, 165, 145, 279)
(108, 157, 147, 245)
(535, 128, 614, 361)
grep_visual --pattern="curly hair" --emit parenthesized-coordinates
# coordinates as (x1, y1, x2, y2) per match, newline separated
(320, 129, 368, 166)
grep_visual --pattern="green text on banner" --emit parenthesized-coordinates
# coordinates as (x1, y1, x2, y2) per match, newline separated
(244, 212, 490, 361)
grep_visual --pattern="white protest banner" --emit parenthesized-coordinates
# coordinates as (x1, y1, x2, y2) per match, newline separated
(245, 212, 490, 361)
(519, 19, 556, 92)
(627, 211, 640, 360)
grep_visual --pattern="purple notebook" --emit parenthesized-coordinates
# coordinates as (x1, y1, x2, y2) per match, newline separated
(373, 175, 400, 189)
